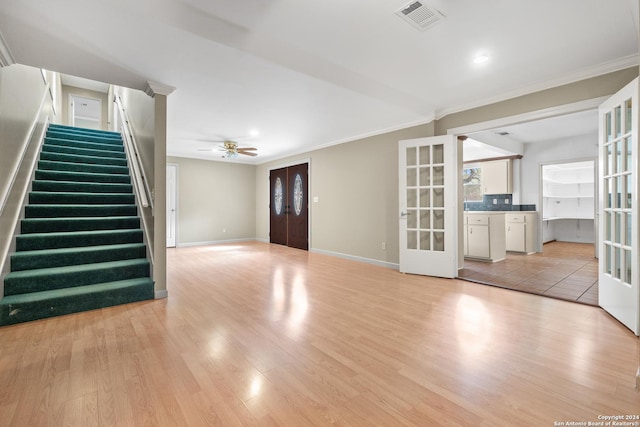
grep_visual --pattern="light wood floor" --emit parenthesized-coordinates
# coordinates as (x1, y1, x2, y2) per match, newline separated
(0, 241, 638, 426)
(459, 241, 599, 306)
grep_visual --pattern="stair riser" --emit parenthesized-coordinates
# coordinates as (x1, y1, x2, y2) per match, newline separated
(4, 261, 150, 296)
(11, 244, 147, 271)
(0, 280, 154, 326)
(44, 137, 124, 153)
(40, 152, 128, 167)
(16, 230, 144, 251)
(21, 217, 140, 234)
(25, 205, 137, 218)
(32, 180, 133, 194)
(29, 192, 135, 205)
(38, 160, 129, 175)
(46, 130, 123, 145)
(42, 144, 127, 160)
(35, 170, 131, 184)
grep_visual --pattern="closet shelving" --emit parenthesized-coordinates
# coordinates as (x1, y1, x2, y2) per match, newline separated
(542, 161, 595, 243)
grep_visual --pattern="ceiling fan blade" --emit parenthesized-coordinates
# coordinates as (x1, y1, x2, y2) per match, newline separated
(238, 151, 258, 157)
(237, 147, 257, 151)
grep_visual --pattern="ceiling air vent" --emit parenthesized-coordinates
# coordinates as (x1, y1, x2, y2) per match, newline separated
(395, 1, 445, 31)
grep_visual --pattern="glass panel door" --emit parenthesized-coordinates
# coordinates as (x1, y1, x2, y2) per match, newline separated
(599, 77, 639, 336)
(399, 135, 459, 278)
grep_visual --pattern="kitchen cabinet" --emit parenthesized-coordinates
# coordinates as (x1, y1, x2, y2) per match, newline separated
(482, 159, 512, 194)
(464, 213, 506, 262)
(506, 212, 537, 254)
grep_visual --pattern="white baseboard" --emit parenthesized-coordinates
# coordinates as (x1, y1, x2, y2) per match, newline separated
(177, 238, 255, 248)
(154, 289, 168, 299)
(310, 248, 399, 270)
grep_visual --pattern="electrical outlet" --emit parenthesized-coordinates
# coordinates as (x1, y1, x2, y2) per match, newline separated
(505, 199, 510, 204)
(222, 228, 226, 233)
(493, 199, 498, 204)
(382, 242, 386, 250)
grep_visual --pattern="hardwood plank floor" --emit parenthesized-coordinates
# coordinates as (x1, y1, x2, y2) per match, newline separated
(459, 241, 599, 306)
(0, 241, 638, 426)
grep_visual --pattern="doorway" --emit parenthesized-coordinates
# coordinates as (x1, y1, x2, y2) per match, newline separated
(269, 163, 309, 250)
(69, 94, 102, 129)
(454, 108, 601, 305)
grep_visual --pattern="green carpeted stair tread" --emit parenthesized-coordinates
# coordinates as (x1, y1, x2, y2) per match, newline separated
(40, 151, 128, 167)
(21, 216, 140, 233)
(11, 243, 147, 271)
(29, 191, 135, 205)
(4, 258, 150, 295)
(38, 159, 129, 175)
(46, 130, 123, 145)
(0, 278, 154, 326)
(48, 123, 121, 136)
(32, 179, 133, 194)
(25, 204, 137, 218)
(42, 143, 127, 159)
(35, 169, 131, 184)
(44, 137, 124, 153)
(16, 228, 144, 251)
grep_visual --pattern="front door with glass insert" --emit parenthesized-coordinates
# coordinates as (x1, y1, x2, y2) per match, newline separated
(269, 163, 309, 250)
(599, 77, 639, 336)
(399, 135, 459, 278)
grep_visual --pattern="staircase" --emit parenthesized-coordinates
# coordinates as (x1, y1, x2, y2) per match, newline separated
(0, 124, 154, 326)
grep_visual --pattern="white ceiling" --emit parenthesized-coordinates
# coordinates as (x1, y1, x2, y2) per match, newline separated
(0, 0, 637, 164)
(464, 109, 600, 161)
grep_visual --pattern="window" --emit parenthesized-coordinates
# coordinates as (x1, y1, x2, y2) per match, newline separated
(463, 167, 482, 202)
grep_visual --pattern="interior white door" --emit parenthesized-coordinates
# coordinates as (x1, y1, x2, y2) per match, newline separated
(399, 135, 459, 278)
(598, 77, 639, 336)
(166, 164, 177, 248)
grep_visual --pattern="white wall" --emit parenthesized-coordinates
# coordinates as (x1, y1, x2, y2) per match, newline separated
(520, 132, 598, 206)
(167, 156, 256, 245)
(0, 64, 55, 294)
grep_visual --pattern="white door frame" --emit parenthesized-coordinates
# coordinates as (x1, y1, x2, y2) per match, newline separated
(69, 93, 102, 129)
(166, 163, 178, 248)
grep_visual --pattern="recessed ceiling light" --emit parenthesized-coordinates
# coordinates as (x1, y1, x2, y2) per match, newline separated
(473, 53, 490, 65)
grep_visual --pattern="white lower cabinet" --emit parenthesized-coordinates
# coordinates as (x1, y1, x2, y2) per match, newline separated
(464, 213, 506, 262)
(505, 212, 537, 254)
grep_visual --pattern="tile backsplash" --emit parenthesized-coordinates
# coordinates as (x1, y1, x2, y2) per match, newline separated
(464, 194, 536, 212)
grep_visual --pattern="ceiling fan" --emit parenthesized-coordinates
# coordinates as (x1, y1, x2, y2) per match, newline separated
(197, 139, 258, 158)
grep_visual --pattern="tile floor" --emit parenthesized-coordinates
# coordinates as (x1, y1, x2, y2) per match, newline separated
(458, 241, 598, 306)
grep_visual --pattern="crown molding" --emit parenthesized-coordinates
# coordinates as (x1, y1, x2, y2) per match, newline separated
(145, 81, 176, 97)
(0, 30, 15, 67)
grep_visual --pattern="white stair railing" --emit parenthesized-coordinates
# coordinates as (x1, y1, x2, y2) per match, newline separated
(113, 92, 154, 263)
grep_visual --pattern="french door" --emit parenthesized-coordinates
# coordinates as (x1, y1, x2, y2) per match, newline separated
(598, 77, 639, 336)
(399, 135, 460, 278)
(269, 163, 308, 250)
